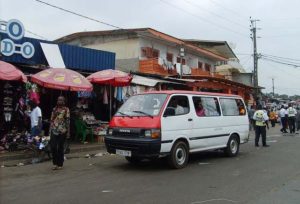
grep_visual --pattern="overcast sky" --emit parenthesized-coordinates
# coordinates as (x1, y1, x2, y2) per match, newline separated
(1, 0, 300, 95)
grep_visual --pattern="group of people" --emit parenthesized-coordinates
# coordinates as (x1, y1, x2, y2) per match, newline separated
(249, 103, 300, 148)
(279, 104, 300, 134)
(28, 96, 70, 170)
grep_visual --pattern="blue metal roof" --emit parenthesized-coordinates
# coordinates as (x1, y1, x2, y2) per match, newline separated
(0, 33, 115, 72)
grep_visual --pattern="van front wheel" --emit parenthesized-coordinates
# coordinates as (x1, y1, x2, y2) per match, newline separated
(168, 141, 189, 169)
(224, 135, 239, 157)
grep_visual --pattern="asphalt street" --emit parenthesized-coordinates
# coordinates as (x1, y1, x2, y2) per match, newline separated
(1, 126, 300, 204)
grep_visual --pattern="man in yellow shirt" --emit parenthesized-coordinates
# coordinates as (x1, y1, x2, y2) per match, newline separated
(253, 105, 269, 147)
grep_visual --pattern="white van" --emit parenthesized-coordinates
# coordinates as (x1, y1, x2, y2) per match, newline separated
(105, 91, 249, 169)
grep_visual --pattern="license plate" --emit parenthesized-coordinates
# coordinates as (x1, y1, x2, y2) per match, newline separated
(116, 149, 131, 157)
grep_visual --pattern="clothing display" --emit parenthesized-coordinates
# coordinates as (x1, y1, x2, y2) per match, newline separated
(2, 83, 14, 122)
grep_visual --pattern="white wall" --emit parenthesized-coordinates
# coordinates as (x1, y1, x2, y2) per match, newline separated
(80, 37, 140, 60)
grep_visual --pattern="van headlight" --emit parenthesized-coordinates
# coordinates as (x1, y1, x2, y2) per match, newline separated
(144, 129, 161, 139)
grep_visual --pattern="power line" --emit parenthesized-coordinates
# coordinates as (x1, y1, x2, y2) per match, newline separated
(262, 54, 300, 62)
(209, 0, 249, 21)
(33, 0, 185, 45)
(260, 56, 300, 68)
(0, 18, 48, 40)
(158, 0, 249, 38)
(35, 0, 122, 29)
(182, 0, 248, 30)
(26, 30, 48, 40)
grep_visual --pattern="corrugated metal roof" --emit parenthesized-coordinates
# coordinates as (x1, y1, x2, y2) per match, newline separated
(0, 33, 115, 72)
(59, 44, 115, 72)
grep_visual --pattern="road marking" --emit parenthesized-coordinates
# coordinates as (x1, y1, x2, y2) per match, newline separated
(267, 140, 277, 143)
(102, 190, 113, 193)
(198, 162, 211, 165)
(191, 198, 238, 203)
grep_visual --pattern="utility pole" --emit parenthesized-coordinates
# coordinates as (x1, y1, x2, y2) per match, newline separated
(272, 78, 275, 97)
(250, 17, 260, 103)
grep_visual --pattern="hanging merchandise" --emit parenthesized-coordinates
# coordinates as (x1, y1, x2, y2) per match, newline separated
(103, 86, 108, 105)
(116, 87, 123, 102)
(3, 82, 14, 122)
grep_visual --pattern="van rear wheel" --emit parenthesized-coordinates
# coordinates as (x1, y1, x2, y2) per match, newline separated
(168, 141, 189, 169)
(224, 135, 239, 157)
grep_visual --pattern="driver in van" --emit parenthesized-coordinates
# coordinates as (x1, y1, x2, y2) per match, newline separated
(169, 99, 184, 115)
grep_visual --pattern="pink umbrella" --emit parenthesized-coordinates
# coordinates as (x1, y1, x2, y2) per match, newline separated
(31, 68, 93, 92)
(0, 60, 27, 82)
(87, 69, 132, 87)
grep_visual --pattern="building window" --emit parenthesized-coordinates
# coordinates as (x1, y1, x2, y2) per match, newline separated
(176, 57, 186, 65)
(198, 61, 203, 69)
(153, 49, 160, 58)
(141, 47, 152, 58)
(141, 47, 160, 58)
(205, 63, 211, 72)
(167, 53, 173, 62)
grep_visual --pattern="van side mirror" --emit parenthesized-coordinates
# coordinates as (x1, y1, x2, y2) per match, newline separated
(163, 107, 175, 117)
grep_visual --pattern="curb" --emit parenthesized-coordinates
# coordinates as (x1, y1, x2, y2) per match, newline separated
(0, 143, 106, 161)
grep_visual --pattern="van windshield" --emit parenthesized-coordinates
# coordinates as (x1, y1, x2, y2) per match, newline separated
(116, 94, 168, 117)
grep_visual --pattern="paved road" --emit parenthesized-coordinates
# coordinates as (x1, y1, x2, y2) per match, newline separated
(1, 126, 300, 204)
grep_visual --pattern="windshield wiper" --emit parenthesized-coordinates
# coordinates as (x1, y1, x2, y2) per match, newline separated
(117, 111, 132, 118)
(132, 110, 153, 118)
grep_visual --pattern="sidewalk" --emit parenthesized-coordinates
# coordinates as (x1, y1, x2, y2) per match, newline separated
(0, 142, 106, 162)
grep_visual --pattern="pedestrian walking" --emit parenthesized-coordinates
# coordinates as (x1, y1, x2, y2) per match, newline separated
(287, 104, 297, 134)
(253, 105, 269, 147)
(279, 105, 288, 133)
(248, 105, 255, 131)
(269, 108, 277, 127)
(27, 100, 42, 138)
(296, 107, 300, 133)
(49, 96, 70, 170)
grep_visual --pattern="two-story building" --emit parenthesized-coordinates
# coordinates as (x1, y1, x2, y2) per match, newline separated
(56, 28, 253, 102)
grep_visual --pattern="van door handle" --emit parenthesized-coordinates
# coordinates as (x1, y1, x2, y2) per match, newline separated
(188, 118, 193, 121)
(214, 127, 222, 130)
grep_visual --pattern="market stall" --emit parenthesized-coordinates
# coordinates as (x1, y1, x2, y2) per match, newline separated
(87, 69, 132, 120)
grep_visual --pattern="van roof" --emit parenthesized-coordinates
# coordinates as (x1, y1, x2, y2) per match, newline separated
(139, 90, 242, 98)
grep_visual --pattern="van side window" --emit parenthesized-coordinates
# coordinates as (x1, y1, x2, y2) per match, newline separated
(165, 96, 189, 116)
(236, 99, 246, 115)
(193, 97, 221, 117)
(220, 98, 245, 116)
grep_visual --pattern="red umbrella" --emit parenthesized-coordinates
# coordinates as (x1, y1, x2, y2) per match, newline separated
(87, 69, 132, 120)
(31, 68, 93, 92)
(87, 69, 132, 87)
(0, 60, 27, 82)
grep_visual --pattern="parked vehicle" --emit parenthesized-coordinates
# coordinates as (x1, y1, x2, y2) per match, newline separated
(105, 91, 249, 169)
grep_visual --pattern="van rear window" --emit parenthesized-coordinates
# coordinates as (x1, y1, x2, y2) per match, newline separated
(219, 98, 246, 116)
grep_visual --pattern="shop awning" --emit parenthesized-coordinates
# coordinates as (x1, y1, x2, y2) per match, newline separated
(132, 75, 181, 87)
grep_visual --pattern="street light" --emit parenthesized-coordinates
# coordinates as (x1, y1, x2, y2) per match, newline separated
(179, 47, 185, 78)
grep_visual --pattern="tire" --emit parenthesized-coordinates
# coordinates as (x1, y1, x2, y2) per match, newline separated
(125, 156, 142, 164)
(168, 141, 189, 169)
(224, 135, 240, 157)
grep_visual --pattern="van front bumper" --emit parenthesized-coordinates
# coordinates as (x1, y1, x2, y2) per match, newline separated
(104, 136, 161, 158)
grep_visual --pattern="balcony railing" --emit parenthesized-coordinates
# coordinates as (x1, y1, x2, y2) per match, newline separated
(139, 58, 225, 79)
(191, 68, 225, 79)
(139, 58, 177, 76)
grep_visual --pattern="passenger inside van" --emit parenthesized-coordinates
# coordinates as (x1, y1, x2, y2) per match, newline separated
(195, 101, 205, 117)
